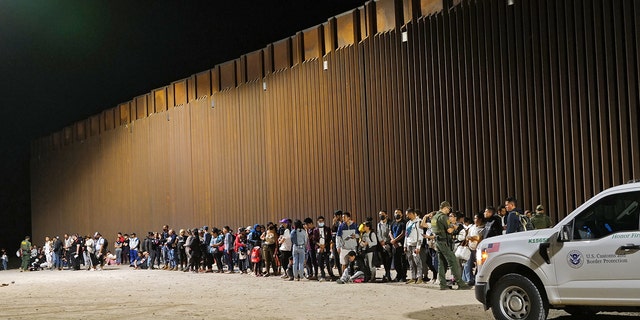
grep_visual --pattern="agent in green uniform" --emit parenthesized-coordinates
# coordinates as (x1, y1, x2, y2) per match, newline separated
(20, 236, 32, 272)
(431, 201, 470, 290)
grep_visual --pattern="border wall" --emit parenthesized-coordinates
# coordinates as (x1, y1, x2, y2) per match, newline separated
(31, 0, 640, 240)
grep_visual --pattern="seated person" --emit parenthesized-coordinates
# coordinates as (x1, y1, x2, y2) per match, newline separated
(105, 251, 118, 265)
(134, 252, 149, 270)
(336, 251, 370, 284)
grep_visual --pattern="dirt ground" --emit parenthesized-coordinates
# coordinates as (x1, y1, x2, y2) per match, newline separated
(0, 266, 637, 320)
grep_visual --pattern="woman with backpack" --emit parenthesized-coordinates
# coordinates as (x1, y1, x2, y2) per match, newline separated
(359, 221, 378, 282)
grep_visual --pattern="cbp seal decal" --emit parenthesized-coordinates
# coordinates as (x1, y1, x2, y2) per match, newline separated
(567, 250, 584, 269)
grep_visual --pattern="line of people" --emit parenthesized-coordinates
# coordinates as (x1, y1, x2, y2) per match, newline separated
(16, 197, 553, 288)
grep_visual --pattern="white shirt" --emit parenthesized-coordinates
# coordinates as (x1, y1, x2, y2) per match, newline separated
(404, 217, 424, 248)
(467, 224, 485, 250)
(279, 229, 292, 251)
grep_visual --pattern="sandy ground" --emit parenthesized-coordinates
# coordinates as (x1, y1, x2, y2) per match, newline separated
(0, 266, 638, 320)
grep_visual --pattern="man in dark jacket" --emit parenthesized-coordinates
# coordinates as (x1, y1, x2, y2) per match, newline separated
(313, 216, 335, 281)
(483, 206, 503, 239)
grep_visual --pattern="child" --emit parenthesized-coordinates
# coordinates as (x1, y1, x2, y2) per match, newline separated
(250, 246, 262, 276)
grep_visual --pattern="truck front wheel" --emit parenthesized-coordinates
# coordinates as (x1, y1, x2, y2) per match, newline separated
(490, 273, 548, 320)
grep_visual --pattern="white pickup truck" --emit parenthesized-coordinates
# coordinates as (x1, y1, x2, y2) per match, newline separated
(475, 182, 640, 319)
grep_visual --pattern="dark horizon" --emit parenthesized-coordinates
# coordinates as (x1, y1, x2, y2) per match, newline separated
(0, 1, 367, 252)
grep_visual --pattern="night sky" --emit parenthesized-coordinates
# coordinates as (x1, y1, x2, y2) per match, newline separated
(0, 1, 366, 252)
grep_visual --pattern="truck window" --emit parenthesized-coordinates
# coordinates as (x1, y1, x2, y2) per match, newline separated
(573, 191, 640, 240)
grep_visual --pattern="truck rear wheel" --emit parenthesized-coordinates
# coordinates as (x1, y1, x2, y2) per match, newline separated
(490, 273, 548, 320)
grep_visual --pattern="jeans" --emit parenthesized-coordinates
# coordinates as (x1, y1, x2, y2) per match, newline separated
(168, 248, 176, 268)
(463, 250, 477, 285)
(305, 248, 318, 277)
(162, 246, 169, 266)
(405, 245, 423, 280)
(225, 250, 235, 271)
(53, 252, 63, 269)
(339, 268, 364, 283)
(115, 248, 122, 265)
(129, 249, 138, 265)
(292, 246, 306, 279)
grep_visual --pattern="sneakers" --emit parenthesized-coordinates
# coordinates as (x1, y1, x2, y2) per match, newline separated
(405, 279, 416, 284)
(457, 284, 472, 290)
(336, 279, 345, 284)
(415, 278, 424, 284)
(318, 277, 326, 282)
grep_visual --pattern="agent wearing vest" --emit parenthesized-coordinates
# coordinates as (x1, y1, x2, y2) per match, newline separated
(431, 201, 471, 290)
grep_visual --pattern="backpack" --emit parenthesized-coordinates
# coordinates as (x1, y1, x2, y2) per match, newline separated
(250, 247, 261, 263)
(520, 215, 534, 231)
(101, 238, 109, 254)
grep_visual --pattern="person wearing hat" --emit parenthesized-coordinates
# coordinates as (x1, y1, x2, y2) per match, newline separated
(530, 204, 553, 229)
(431, 201, 470, 290)
(19, 236, 32, 272)
(129, 233, 140, 267)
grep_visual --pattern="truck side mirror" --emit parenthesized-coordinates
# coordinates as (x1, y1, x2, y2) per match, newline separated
(559, 224, 572, 242)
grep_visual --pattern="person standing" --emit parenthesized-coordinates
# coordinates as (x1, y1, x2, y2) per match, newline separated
(389, 209, 407, 282)
(290, 220, 308, 281)
(223, 226, 235, 273)
(313, 216, 334, 281)
(376, 210, 393, 282)
(336, 212, 359, 273)
(20, 236, 32, 272)
(52, 236, 63, 270)
(303, 218, 318, 280)
(330, 210, 343, 274)
(277, 219, 292, 278)
(63, 234, 72, 269)
(463, 213, 485, 286)
(403, 208, 423, 284)
(84, 235, 95, 270)
(129, 233, 140, 267)
(94, 233, 107, 270)
(43, 236, 53, 270)
(1, 249, 7, 270)
(530, 204, 553, 229)
(432, 201, 470, 290)
(359, 221, 378, 282)
(504, 197, 521, 234)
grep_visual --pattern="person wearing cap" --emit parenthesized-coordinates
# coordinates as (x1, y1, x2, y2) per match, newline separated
(531, 204, 553, 229)
(129, 233, 140, 267)
(19, 236, 32, 272)
(431, 201, 470, 290)
(93, 232, 106, 270)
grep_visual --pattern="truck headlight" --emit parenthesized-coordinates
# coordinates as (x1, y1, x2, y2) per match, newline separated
(477, 249, 488, 267)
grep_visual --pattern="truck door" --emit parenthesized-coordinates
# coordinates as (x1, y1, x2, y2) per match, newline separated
(552, 190, 640, 306)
